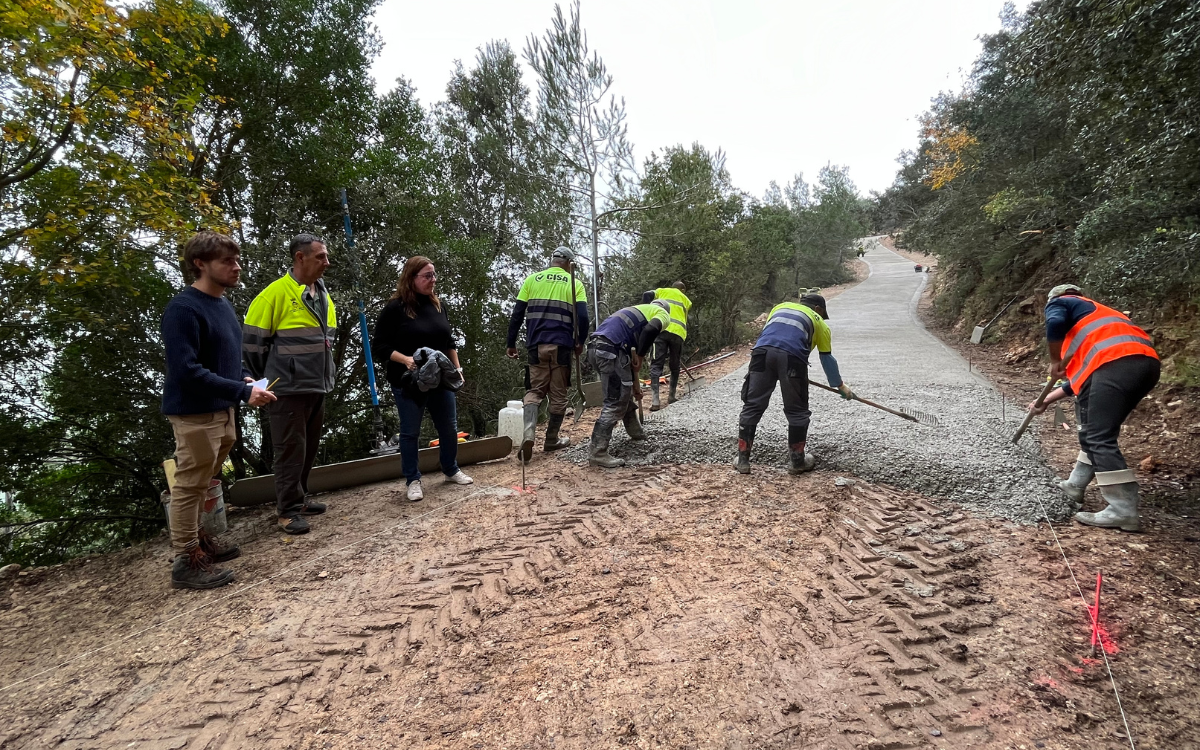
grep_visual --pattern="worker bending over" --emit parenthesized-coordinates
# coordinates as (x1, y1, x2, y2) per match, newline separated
(736, 292, 854, 475)
(641, 282, 692, 411)
(585, 301, 671, 468)
(1027, 284, 1159, 531)
(507, 247, 590, 462)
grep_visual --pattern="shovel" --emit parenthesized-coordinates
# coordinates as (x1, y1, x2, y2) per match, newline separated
(681, 362, 707, 396)
(1012, 377, 1056, 444)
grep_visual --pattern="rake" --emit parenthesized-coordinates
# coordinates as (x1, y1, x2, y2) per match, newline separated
(809, 380, 940, 426)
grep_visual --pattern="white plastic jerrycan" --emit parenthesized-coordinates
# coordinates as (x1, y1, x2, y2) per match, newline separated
(498, 400, 524, 452)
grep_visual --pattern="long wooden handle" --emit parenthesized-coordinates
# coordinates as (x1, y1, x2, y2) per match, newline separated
(808, 380, 918, 423)
(1012, 378, 1056, 444)
(570, 264, 585, 399)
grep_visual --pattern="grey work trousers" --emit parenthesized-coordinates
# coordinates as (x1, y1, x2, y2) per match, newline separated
(738, 346, 811, 444)
(586, 337, 634, 428)
(268, 393, 325, 518)
(649, 331, 683, 391)
(1075, 355, 1159, 472)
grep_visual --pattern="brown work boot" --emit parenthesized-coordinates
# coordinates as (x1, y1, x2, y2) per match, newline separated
(171, 546, 235, 590)
(198, 529, 240, 563)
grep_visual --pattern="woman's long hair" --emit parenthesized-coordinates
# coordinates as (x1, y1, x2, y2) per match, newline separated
(391, 255, 441, 318)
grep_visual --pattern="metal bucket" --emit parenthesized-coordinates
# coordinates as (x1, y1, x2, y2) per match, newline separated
(160, 478, 228, 537)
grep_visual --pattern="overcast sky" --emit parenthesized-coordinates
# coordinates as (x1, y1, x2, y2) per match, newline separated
(369, 0, 1026, 198)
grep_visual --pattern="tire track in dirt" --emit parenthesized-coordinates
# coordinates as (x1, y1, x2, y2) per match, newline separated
(1, 466, 1043, 749)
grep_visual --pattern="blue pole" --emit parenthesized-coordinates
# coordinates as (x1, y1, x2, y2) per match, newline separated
(340, 189, 380, 410)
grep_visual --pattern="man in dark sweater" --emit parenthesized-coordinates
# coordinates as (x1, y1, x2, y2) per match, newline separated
(163, 232, 275, 589)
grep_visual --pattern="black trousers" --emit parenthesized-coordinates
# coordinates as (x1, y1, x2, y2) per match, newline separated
(649, 331, 684, 389)
(1075, 355, 1159, 473)
(739, 347, 810, 444)
(268, 393, 326, 517)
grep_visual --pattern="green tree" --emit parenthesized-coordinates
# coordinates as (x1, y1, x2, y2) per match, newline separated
(0, 0, 230, 564)
(525, 0, 635, 318)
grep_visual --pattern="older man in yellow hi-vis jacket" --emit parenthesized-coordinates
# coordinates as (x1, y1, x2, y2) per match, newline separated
(243, 234, 336, 535)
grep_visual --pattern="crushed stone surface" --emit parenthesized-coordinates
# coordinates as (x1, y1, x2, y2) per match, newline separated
(565, 236, 1071, 523)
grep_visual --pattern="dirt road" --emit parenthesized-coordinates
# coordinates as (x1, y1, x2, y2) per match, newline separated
(1, 247, 1198, 748)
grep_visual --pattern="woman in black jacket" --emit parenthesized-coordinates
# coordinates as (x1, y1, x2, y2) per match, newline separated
(371, 256, 473, 501)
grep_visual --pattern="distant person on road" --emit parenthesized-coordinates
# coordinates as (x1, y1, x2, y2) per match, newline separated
(163, 231, 276, 590)
(243, 234, 336, 535)
(1026, 284, 1159, 531)
(506, 246, 590, 462)
(371, 256, 473, 502)
(585, 301, 671, 468)
(735, 291, 855, 475)
(640, 282, 692, 412)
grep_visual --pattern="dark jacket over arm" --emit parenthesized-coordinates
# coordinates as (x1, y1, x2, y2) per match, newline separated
(371, 295, 458, 390)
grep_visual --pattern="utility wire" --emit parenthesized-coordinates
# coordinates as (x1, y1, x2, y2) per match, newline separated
(0, 483, 509, 694)
(1007, 406, 1137, 750)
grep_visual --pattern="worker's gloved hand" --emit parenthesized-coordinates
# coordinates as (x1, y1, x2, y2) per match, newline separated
(837, 383, 856, 401)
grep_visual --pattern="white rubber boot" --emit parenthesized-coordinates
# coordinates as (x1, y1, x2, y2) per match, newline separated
(1058, 451, 1095, 504)
(1074, 470, 1140, 532)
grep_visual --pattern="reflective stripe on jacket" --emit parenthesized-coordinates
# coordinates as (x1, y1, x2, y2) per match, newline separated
(594, 304, 670, 351)
(243, 273, 337, 394)
(516, 267, 588, 347)
(754, 302, 830, 360)
(652, 287, 692, 340)
(1062, 297, 1157, 391)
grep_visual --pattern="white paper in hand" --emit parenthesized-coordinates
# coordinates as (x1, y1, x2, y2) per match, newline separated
(249, 378, 268, 391)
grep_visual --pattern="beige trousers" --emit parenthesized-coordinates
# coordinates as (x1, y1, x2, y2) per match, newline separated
(167, 408, 235, 554)
(523, 344, 571, 415)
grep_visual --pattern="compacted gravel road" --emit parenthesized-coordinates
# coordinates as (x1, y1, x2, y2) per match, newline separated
(574, 236, 1071, 523)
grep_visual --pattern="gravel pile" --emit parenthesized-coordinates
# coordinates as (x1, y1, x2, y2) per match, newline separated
(562, 239, 1072, 524)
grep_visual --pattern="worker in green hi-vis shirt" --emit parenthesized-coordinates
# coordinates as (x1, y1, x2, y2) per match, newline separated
(641, 282, 692, 411)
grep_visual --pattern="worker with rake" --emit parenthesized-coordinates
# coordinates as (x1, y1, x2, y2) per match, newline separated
(642, 281, 693, 411)
(506, 247, 590, 462)
(1026, 284, 1159, 531)
(735, 291, 855, 475)
(585, 300, 671, 468)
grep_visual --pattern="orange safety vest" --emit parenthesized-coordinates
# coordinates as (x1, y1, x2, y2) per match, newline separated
(1061, 297, 1158, 391)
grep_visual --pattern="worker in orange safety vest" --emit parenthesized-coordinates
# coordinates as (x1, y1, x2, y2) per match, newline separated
(1026, 284, 1159, 531)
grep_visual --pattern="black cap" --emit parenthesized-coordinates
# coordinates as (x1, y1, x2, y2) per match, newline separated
(799, 293, 829, 319)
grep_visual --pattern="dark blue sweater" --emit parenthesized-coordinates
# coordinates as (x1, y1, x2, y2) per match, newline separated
(1045, 295, 1097, 341)
(161, 286, 253, 415)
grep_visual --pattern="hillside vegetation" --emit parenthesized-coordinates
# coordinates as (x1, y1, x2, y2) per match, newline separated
(0, 0, 864, 564)
(874, 0, 1200, 383)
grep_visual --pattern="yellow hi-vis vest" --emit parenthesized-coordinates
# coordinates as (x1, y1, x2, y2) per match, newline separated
(243, 273, 337, 394)
(653, 287, 692, 339)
